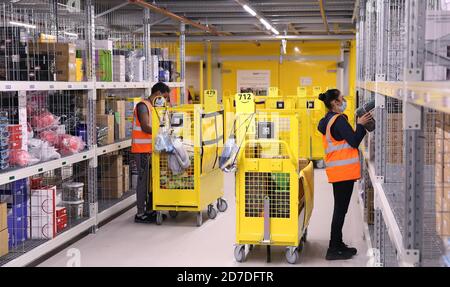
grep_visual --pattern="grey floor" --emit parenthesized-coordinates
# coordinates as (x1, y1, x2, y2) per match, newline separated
(39, 169, 369, 267)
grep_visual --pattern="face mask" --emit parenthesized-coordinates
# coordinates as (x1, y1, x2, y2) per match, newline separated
(339, 101, 347, 113)
(153, 96, 166, 107)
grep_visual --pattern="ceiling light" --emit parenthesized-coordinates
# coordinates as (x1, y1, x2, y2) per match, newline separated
(271, 27, 280, 35)
(9, 21, 36, 29)
(294, 47, 300, 52)
(243, 4, 257, 16)
(259, 19, 271, 30)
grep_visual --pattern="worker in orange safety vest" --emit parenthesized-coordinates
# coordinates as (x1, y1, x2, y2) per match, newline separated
(132, 82, 170, 224)
(317, 89, 373, 260)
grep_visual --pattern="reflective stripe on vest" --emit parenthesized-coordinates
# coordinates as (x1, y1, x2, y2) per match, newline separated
(325, 156, 359, 168)
(132, 138, 152, 144)
(325, 142, 353, 154)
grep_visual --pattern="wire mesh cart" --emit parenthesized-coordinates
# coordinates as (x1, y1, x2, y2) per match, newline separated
(232, 100, 314, 264)
(151, 104, 227, 226)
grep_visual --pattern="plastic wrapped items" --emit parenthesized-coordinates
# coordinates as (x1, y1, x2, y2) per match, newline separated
(31, 111, 60, 131)
(39, 130, 59, 146)
(29, 140, 61, 161)
(58, 134, 85, 156)
(9, 149, 39, 167)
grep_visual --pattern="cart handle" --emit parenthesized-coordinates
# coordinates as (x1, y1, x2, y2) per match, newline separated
(240, 139, 297, 168)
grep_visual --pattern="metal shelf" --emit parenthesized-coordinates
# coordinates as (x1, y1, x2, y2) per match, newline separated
(0, 81, 185, 92)
(0, 149, 95, 186)
(96, 139, 131, 156)
(357, 81, 450, 114)
(357, 188, 374, 258)
(365, 159, 418, 267)
(0, 81, 94, 92)
(2, 217, 95, 267)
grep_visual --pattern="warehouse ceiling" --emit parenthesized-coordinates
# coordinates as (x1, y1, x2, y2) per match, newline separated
(7, 0, 358, 38)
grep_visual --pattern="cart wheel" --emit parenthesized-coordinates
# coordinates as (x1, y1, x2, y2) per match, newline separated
(156, 212, 163, 225)
(285, 247, 299, 264)
(196, 212, 203, 227)
(169, 211, 178, 219)
(207, 205, 217, 219)
(249, 244, 254, 251)
(234, 245, 246, 262)
(217, 198, 228, 212)
(315, 160, 325, 169)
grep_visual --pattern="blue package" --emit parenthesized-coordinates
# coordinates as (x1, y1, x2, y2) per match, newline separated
(7, 215, 28, 248)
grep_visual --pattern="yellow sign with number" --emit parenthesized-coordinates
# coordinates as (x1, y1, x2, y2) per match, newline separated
(297, 87, 307, 97)
(313, 86, 322, 96)
(235, 93, 255, 114)
(204, 89, 218, 112)
(269, 87, 279, 97)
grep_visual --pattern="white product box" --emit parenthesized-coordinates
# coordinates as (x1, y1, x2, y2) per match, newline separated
(426, 11, 450, 40)
(132, 58, 145, 82)
(30, 186, 56, 239)
(152, 55, 159, 82)
(113, 55, 126, 82)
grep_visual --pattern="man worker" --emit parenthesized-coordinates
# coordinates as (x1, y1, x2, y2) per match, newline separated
(132, 82, 170, 223)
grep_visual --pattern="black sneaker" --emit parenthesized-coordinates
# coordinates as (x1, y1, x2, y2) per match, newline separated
(338, 243, 357, 256)
(325, 247, 354, 261)
(134, 213, 157, 224)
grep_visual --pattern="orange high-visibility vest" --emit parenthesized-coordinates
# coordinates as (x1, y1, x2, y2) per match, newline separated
(322, 114, 361, 183)
(131, 100, 153, 154)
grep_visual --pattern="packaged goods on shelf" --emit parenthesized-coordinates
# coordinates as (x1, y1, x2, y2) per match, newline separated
(436, 185, 450, 212)
(56, 206, 67, 233)
(113, 55, 125, 82)
(97, 114, 114, 145)
(112, 100, 126, 140)
(62, 200, 84, 220)
(126, 97, 141, 117)
(0, 202, 7, 254)
(62, 182, 84, 202)
(9, 149, 39, 167)
(57, 134, 85, 156)
(99, 154, 124, 199)
(99, 154, 123, 178)
(125, 50, 145, 82)
(30, 111, 60, 132)
(7, 211, 27, 248)
(123, 165, 129, 192)
(30, 186, 57, 239)
(8, 124, 22, 150)
(75, 57, 83, 82)
(125, 118, 133, 138)
(97, 99, 106, 115)
(0, 27, 30, 81)
(96, 50, 112, 82)
(436, 212, 450, 238)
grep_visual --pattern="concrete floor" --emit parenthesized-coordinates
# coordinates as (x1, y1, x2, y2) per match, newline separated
(39, 169, 369, 267)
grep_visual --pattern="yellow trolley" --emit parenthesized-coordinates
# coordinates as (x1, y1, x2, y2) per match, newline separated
(232, 93, 314, 264)
(152, 100, 227, 226)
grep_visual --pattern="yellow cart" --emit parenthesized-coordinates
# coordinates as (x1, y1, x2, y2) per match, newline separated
(152, 101, 227, 226)
(232, 93, 314, 264)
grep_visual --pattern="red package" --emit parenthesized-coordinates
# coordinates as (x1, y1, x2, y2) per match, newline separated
(56, 214, 68, 232)
(40, 130, 59, 146)
(9, 150, 31, 167)
(31, 177, 44, 189)
(31, 111, 59, 131)
(58, 134, 85, 156)
(56, 207, 67, 218)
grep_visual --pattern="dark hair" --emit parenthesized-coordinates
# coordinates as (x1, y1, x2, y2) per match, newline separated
(151, 82, 170, 95)
(318, 89, 341, 109)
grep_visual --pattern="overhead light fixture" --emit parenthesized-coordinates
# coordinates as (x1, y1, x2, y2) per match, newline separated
(259, 18, 271, 30)
(294, 47, 300, 52)
(243, 4, 257, 16)
(9, 21, 36, 29)
(271, 27, 280, 35)
(63, 31, 78, 38)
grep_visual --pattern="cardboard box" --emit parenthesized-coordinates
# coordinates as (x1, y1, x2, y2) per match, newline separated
(0, 202, 6, 231)
(123, 165, 130, 192)
(435, 151, 450, 165)
(99, 154, 123, 178)
(0, 228, 8, 257)
(97, 114, 114, 144)
(436, 185, 450, 212)
(97, 99, 106, 115)
(28, 42, 76, 58)
(436, 125, 450, 140)
(99, 176, 123, 199)
(115, 101, 126, 140)
(436, 212, 450, 237)
(113, 55, 125, 82)
(436, 139, 450, 153)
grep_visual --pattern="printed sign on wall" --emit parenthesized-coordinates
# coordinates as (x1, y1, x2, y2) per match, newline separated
(237, 70, 271, 96)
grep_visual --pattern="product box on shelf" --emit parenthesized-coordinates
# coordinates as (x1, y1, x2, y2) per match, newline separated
(96, 114, 114, 145)
(99, 154, 123, 178)
(56, 213, 67, 232)
(0, 202, 6, 231)
(56, 206, 67, 218)
(62, 182, 84, 202)
(99, 176, 123, 199)
(436, 185, 450, 212)
(30, 186, 56, 239)
(76, 57, 83, 82)
(123, 165, 130, 192)
(97, 99, 106, 115)
(7, 214, 27, 247)
(436, 212, 450, 237)
(96, 50, 113, 82)
(0, 227, 8, 257)
(114, 101, 126, 140)
(113, 55, 125, 82)
(126, 97, 141, 118)
(125, 117, 133, 138)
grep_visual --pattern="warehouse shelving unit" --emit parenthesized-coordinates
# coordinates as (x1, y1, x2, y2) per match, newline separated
(0, 0, 186, 267)
(356, 0, 449, 267)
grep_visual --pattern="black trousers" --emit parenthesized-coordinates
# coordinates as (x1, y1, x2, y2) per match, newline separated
(330, 180, 355, 248)
(135, 153, 152, 215)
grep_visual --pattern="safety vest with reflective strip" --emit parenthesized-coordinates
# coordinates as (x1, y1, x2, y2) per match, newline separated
(131, 100, 153, 153)
(322, 114, 361, 183)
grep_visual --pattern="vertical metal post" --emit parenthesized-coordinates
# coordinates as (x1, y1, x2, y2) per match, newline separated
(401, 0, 426, 266)
(143, 8, 151, 84)
(180, 22, 186, 104)
(49, 0, 58, 38)
(374, 209, 384, 267)
(375, 93, 386, 179)
(85, 0, 98, 233)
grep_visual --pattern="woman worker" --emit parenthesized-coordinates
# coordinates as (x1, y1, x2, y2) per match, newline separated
(317, 89, 373, 260)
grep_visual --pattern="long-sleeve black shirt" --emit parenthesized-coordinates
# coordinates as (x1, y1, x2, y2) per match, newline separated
(317, 112, 366, 148)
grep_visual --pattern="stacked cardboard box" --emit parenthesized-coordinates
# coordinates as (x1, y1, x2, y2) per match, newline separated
(56, 206, 67, 233)
(113, 55, 125, 82)
(123, 165, 130, 192)
(97, 115, 114, 145)
(386, 113, 404, 164)
(99, 154, 124, 199)
(435, 114, 450, 238)
(30, 186, 56, 239)
(28, 43, 77, 81)
(106, 100, 126, 140)
(0, 202, 8, 257)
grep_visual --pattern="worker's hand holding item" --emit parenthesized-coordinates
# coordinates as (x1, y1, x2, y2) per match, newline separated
(357, 112, 373, 126)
